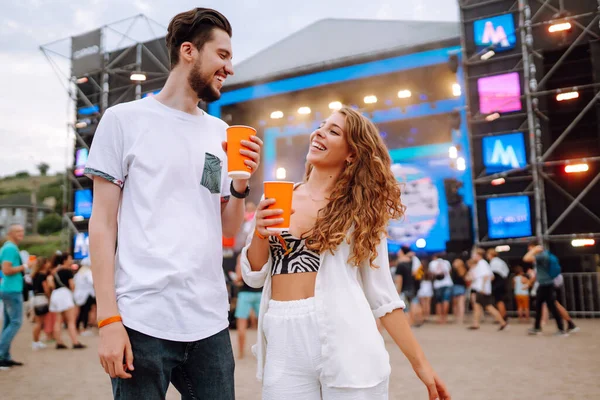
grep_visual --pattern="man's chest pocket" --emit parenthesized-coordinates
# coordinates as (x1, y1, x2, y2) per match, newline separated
(200, 152, 223, 194)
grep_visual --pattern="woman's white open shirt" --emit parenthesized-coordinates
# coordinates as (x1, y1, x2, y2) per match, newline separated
(240, 228, 405, 388)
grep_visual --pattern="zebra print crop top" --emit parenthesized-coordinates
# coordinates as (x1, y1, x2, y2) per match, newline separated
(269, 231, 320, 276)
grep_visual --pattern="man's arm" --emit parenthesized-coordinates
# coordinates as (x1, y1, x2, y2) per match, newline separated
(1, 261, 25, 276)
(395, 274, 404, 293)
(221, 180, 247, 238)
(523, 245, 543, 263)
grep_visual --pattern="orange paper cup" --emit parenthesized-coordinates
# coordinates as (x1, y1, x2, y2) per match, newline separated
(227, 125, 257, 179)
(264, 181, 294, 232)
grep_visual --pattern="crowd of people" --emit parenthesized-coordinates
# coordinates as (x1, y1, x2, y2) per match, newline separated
(0, 223, 96, 370)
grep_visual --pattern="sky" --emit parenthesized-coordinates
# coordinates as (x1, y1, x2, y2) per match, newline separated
(0, 0, 459, 177)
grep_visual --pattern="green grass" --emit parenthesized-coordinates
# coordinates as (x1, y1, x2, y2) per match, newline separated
(0, 175, 63, 196)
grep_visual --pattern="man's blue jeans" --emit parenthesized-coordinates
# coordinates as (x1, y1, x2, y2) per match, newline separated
(0, 291, 24, 361)
(111, 327, 235, 400)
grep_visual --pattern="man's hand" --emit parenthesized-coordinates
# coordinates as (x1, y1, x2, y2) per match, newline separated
(222, 135, 263, 181)
(98, 322, 134, 379)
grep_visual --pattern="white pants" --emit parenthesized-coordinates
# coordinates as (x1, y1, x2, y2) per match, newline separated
(262, 297, 389, 400)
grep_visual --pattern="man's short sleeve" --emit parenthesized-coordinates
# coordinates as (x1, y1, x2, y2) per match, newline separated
(84, 109, 125, 188)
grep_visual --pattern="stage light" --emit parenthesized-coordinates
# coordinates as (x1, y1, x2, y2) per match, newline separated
(76, 77, 88, 84)
(75, 121, 88, 129)
(481, 50, 495, 60)
(416, 238, 427, 249)
(130, 73, 147, 82)
(571, 239, 595, 248)
(364, 95, 377, 104)
(449, 146, 458, 159)
(485, 112, 500, 121)
(556, 91, 579, 102)
(549, 22, 571, 33)
(397, 90, 412, 99)
(298, 106, 311, 115)
(452, 83, 462, 97)
(329, 101, 342, 111)
(72, 216, 84, 222)
(491, 178, 506, 186)
(565, 163, 589, 173)
(270, 111, 284, 119)
(495, 245, 511, 253)
(456, 157, 466, 171)
(276, 167, 287, 180)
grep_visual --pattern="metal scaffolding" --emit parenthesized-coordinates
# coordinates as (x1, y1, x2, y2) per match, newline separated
(459, 0, 600, 249)
(39, 14, 169, 250)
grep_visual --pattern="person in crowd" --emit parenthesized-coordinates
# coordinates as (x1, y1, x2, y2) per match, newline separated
(523, 242, 569, 336)
(0, 224, 26, 369)
(512, 266, 531, 323)
(552, 273, 579, 333)
(49, 252, 86, 349)
(451, 258, 468, 325)
(234, 253, 262, 359)
(395, 245, 423, 327)
(86, 8, 262, 399)
(74, 257, 96, 336)
(31, 257, 52, 349)
(418, 265, 434, 322)
(242, 107, 450, 400)
(487, 248, 510, 320)
(467, 248, 508, 331)
(429, 253, 453, 324)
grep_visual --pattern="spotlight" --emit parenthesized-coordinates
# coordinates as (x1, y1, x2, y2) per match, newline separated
(76, 76, 88, 84)
(449, 146, 458, 159)
(397, 90, 412, 99)
(329, 101, 343, 111)
(485, 113, 500, 121)
(495, 245, 511, 253)
(549, 22, 572, 33)
(456, 157, 466, 171)
(452, 83, 462, 97)
(416, 238, 427, 249)
(481, 50, 495, 60)
(491, 178, 506, 186)
(276, 167, 287, 180)
(72, 216, 84, 222)
(270, 111, 284, 119)
(571, 239, 595, 248)
(364, 95, 377, 104)
(75, 121, 88, 129)
(298, 107, 311, 115)
(130, 73, 147, 81)
(565, 164, 589, 173)
(556, 91, 579, 102)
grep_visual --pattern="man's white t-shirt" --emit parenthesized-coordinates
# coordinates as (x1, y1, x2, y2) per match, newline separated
(489, 257, 510, 279)
(430, 259, 453, 289)
(471, 260, 493, 295)
(85, 97, 231, 342)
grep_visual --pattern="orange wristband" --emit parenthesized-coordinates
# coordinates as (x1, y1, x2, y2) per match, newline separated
(255, 230, 267, 240)
(98, 315, 122, 328)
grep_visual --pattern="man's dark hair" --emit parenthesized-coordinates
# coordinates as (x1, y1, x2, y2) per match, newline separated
(528, 239, 539, 248)
(166, 8, 232, 69)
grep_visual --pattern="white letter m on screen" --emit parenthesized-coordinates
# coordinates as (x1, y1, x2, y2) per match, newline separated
(490, 140, 520, 168)
(482, 21, 509, 48)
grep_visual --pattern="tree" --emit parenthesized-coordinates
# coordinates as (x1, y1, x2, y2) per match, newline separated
(14, 171, 30, 178)
(37, 214, 63, 235)
(37, 163, 50, 176)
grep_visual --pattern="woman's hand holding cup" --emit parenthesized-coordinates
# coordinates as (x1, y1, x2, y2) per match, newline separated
(255, 198, 284, 238)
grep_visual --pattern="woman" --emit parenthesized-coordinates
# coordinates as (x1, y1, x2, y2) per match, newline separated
(451, 258, 468, 324)
(73, 257, 96, 335)
(48, 252, 86, 349)
(418, 266, 434, 321)
(241, 107, 450, 400)
(31, 257, 52, 350)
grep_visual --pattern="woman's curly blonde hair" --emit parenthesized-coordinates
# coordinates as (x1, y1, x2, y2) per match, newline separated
(304, 106, 406, 268)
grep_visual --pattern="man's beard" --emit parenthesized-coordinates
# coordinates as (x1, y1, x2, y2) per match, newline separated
(188, 62, 221, 102)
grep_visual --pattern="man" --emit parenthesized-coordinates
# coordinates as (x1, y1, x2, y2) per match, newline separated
(0, 224, 26, 370)
(487, 248, 510, 319)
(523, 241, 567, 336)
(395, 246, 424, 326)
(429, 253, 453, 324)
(467, 248, 507, 331)
(86, 8, 261, 399)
